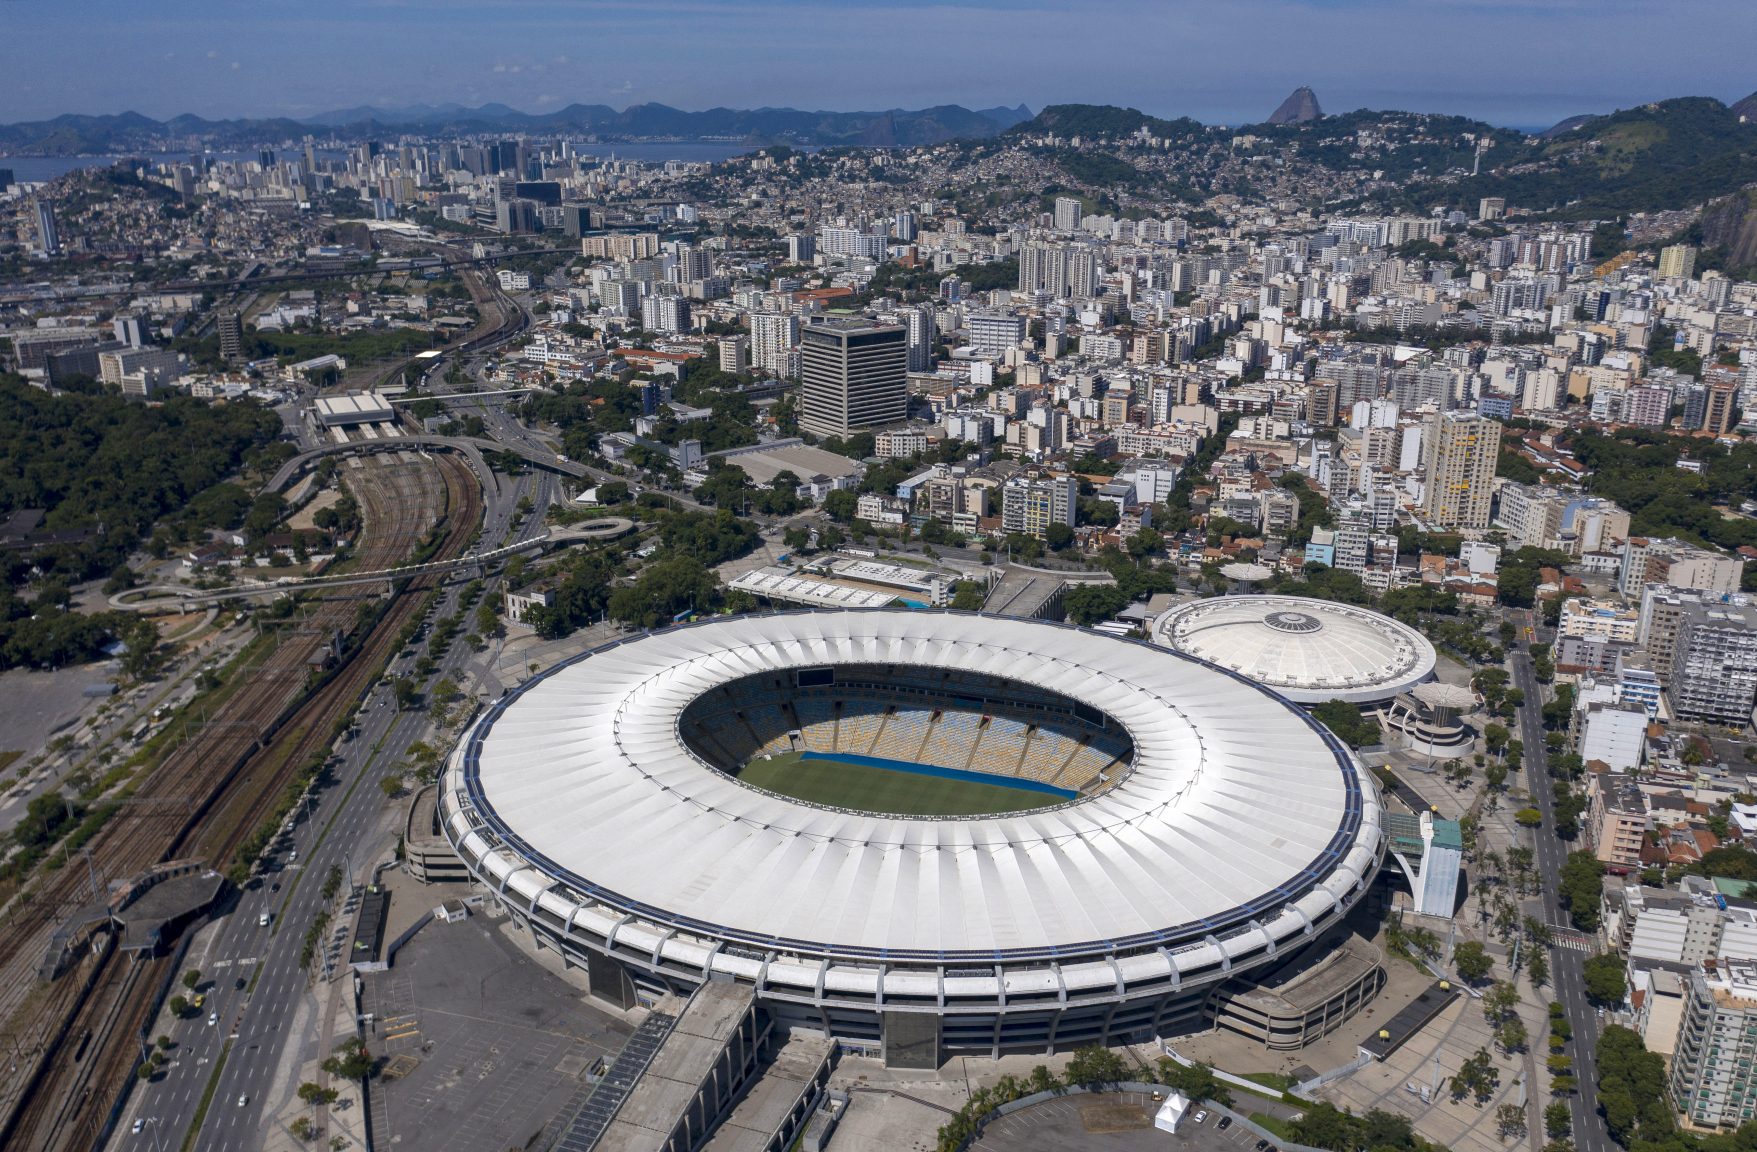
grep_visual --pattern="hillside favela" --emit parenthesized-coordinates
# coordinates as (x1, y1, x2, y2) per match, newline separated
(5, 5, 1757, 1152)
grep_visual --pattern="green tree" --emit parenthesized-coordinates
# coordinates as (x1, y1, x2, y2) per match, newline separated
(950, 581, 986, 611)
(1454, 940, 1494, 983)
(1063, 1044, 1128, 1088)
(1583, 952, 1627, 1005)
(1545, 1101, 1573, 1139)
(1061, 583, 1129, 626)
(1558, 851, 1605, 930)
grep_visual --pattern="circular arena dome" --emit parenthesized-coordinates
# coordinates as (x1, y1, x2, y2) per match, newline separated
(1153, 594, 1437, 705)
(440, 609, 1384, 1060)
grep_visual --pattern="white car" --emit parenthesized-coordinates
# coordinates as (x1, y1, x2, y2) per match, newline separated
(258, 912, 271, 927)
(208, 1012, 218, 1026)
(237, 1094, 248, 1107)
(132, 1119, 144, 1134)
(1193, 1110, 1209, 1124)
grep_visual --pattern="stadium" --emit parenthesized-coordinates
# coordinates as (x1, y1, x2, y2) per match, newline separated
(1152, 594, 1437, 706)
(439, 609, 1386, 1066)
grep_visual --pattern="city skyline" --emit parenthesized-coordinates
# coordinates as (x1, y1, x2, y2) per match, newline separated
(3, 0, 1755, 129)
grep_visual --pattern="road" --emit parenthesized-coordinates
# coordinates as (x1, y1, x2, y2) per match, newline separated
(1510, 636, 1611, 1152)
(113, 459, 540, 1152)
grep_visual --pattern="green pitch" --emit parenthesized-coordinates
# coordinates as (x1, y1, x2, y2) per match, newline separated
(735, 751, 1049, 816)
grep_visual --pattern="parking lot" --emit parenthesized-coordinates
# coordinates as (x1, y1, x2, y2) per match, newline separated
(363, 905, 632, 1152)
(973, 1092, 1281, 1152)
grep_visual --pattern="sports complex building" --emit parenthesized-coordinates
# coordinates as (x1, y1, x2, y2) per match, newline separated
(1152, 594, 1437, 706)
(439, 609, 1387, 1066)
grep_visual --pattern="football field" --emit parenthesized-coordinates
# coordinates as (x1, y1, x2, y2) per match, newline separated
(735, 750, 1057, 816)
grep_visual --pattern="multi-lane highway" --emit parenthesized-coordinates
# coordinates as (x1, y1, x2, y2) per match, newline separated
(1510, 629, 1610, 1152)
(112, 449, 545, 1150)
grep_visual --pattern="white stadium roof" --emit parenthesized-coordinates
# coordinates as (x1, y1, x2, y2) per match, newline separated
(1153, 595, 1436, 705)
(447, 610, 1381, 966)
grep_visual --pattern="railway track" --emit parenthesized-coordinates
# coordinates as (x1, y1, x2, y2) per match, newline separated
(0, 452, 480, 1151)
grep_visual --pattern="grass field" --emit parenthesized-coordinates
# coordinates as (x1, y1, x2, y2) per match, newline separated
(735, 750, 1051, 816)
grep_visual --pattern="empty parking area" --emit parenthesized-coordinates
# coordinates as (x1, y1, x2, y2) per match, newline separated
(365, 911, 632, 1152)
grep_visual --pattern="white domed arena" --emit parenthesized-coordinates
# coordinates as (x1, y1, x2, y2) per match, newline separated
(1153, 595, 1437, 706)
(440, 609, 1385, 1065)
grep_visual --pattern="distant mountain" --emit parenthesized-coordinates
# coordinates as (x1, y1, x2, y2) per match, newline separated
(1011, 104, 1204, 140)
(1266, 87, 1323, 125)
(1461, 96, 1757, 216)
(975, 104, 1034, 131)
(0, 102, 1031, 155)
(1733, 90, 1757, 124)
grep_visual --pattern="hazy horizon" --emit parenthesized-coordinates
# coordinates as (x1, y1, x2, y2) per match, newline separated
(3, 0, 1754, 131)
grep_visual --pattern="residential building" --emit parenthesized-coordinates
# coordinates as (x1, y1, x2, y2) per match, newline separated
(1560, 598, 1642, 644)
(749, 312, 800, 376)
(1669, 602, 1757, 725)
(1658, 244, 1699, 280)
(797, 319, 907, 438)
(1672, 961, 1757, 1130)
(716, 334, 748, 374)
(1000, 473, 1077, 539)
(1053, 196, 1083, 232)
(1420, 411, 1501, 529)
(967, 311, 1026, 357)
(1587, 772, 1648, 870)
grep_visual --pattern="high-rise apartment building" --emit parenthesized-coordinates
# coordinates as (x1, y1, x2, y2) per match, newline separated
(217, 311, 244, 362)
(749, 312, 800, 376)
(1658, 244, 1699, 280)
(1420, 411, 1501, 529)
(1000, 473, 1077, 539)
(1668, 602, 1757, 725)
(1053, 196, 1083, 233)
(966, 312, 1027, 357)
(1018, 240, 1099, 300)
(716, 334, 748, 374)
(1672, 961, 1757, 1130)
(640, 293, 691, 336)
(903, 306, 936, 372)
(797, 319, 906, 438)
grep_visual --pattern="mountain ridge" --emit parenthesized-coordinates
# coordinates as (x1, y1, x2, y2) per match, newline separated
(0, 102, 1036, 155)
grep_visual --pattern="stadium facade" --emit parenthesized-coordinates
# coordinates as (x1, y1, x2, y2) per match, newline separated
(440, 610, 1385, 1066)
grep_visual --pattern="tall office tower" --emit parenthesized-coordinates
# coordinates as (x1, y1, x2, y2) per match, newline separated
(1657, 244, 1698, 280)
(893, 210, 918, 242)
(0, 168, 14, 190)
(903, 305, 936, 372)
(1673, 962, 1757, 1130)
(218, 311, 244, 361)
(1419, 411, 1502, 529)
(303, 136, 318, 174)
(1053, 196, 1083, 233)
(716, 335, 749, 374)
(786, 234, 815, 263)
(798, 319, 906, 438)
(31, 200, 59, 255)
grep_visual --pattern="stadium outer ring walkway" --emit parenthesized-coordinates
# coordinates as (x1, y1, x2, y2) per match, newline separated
(439, 608, 1386, 1066)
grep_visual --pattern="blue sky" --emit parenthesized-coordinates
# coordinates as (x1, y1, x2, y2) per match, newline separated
(3, 0, 1754, 128)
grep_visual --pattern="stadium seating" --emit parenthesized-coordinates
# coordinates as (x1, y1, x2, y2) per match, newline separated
(677, 669, 1136, 795)
(918, 711, 982, 769)
(869, 708, 932, 761)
